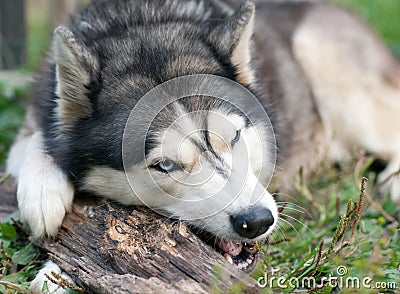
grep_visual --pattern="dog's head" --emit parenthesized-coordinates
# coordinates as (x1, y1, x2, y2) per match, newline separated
(50, 1, 277, 270)
(139, 94, 278, 240)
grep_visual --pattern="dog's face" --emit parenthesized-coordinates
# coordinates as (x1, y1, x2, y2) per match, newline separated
(137, 96, 278, 241)
(50, 2, 277, 269)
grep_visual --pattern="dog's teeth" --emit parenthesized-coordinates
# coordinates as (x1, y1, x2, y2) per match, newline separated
(246, 258, 253, 264)
(224, 253, 234, 265)
(237, 261, 249, 269)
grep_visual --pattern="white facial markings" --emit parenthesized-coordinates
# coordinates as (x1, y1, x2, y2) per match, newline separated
(145, 109, 274, 200)
(207, 112, 245, 152)
(243, 124, 264, 174)
(83, 166, 141, 205)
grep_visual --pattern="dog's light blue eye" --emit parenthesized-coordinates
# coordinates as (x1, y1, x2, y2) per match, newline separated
(153, 159, 181, 173)
(231, 129, 241, 146)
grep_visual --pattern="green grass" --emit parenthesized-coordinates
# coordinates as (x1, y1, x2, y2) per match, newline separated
(0, 0, 400, 293)
(253, 160, 399, 293)
(0, 220, 45, 293)
(0, 82, 27, 167)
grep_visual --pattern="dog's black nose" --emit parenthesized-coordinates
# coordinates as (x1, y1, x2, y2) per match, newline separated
(231, 207, 274, 239)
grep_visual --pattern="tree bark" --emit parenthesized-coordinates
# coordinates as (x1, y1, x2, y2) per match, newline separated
(0, 174, 260, 293)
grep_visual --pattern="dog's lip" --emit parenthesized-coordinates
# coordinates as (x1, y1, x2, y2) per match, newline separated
(190, 227, 259, 272)
(215, 238, 258, 273)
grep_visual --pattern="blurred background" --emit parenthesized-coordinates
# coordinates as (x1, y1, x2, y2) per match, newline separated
(1, 0, 400, 72)
(0, 0, 89, 71)
(0, 0, 400, 166)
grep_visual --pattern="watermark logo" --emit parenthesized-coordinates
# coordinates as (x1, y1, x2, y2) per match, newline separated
(257, 265, 397, 291)
(336, 265, 348, 276)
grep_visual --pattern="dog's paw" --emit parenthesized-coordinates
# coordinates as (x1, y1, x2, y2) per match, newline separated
(378, 158, 400, 205)
(378, 175, 400, 205)
(17, 132, 74, 238)
(30, 261, 75, 294)
(17, 167, 74, 238)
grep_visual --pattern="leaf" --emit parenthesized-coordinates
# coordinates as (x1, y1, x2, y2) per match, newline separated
(0, 222, 17, 240)
(0, 237, 11, 247)
(42, 281, 49, 292)
(2, 272, 28, 283)
(67, 289, 84, 294)
(12, 243, 37, 265)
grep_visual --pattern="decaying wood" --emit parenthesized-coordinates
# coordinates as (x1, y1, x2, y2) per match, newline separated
(0, 174, 260, 293)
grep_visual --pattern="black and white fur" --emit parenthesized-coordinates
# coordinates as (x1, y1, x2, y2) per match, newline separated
(7, 0, 279, 239)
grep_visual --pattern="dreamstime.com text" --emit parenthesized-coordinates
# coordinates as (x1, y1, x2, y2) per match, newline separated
(257, 266, 397, 291)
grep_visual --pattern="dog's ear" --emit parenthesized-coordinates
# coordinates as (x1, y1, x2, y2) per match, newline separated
(211, 2, 255, 84)
(53, 26, 99, 129)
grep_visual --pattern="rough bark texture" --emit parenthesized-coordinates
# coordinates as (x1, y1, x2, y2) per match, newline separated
(0, 174, 260, 293)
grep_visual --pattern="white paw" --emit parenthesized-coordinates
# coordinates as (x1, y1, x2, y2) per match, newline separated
(30, 261, 75, 294)
(378, 174, 400, 205)
(17, 132, 74, 238)
(378, 157, 400, 205)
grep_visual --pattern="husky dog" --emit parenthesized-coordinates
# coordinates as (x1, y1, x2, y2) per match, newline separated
(6, 0, 400, 284)
(8, 0, 280, 274)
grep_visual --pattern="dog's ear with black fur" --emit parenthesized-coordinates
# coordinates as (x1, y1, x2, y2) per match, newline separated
(210, 1, 255, 84)
(53, 26, 99, 129)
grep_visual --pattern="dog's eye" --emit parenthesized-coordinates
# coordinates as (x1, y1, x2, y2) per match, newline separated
(231, 129, 241, 146)
(153, 160, 181, 173)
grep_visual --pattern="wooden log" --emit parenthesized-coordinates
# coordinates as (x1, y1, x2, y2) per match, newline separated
(0, 174, 260, 293)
